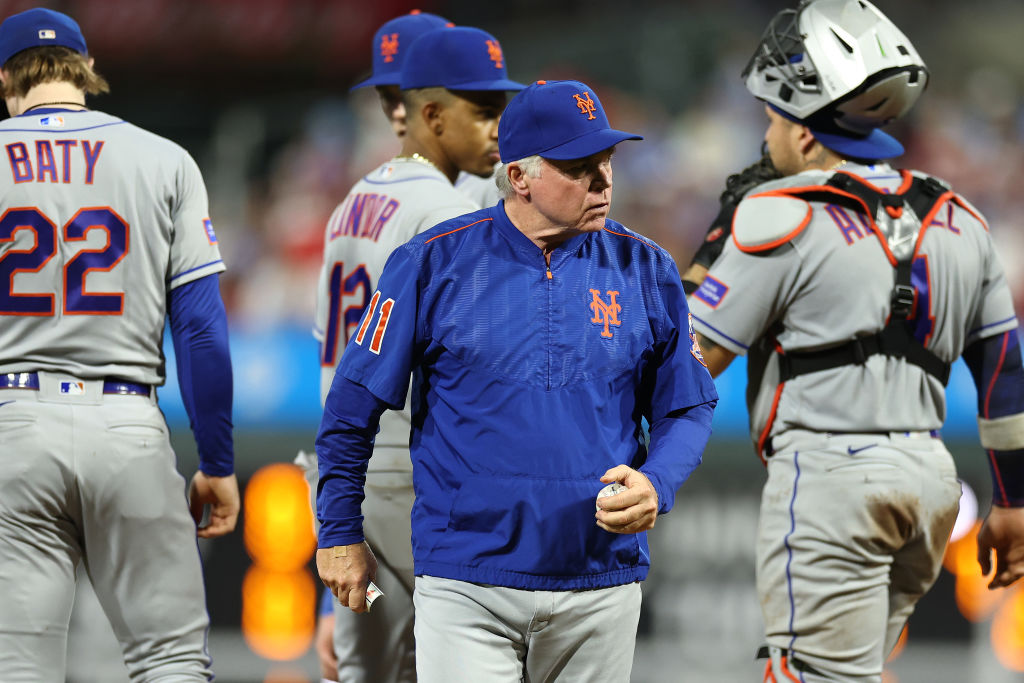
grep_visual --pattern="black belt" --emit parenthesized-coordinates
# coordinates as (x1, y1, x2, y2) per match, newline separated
(0, 372, 152, 396)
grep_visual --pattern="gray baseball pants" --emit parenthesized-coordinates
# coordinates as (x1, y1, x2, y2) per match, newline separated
(413, 575, 642, 682)
(757, 430, 961, 682)
(0, 375, 211, 682)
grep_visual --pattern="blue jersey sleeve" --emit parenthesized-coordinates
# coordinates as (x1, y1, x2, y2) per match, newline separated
(317, 244, 423, 547)
(639, 260, 718, 512)
(316, 373, 390, 548)
(167, 273, 234, 476)
(335, 244, 423, 408)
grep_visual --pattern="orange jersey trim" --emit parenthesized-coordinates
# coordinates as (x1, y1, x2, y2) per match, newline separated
(755, 381, 785, 466)
(601, 226, 660, 250)
(424, 217, 493, 244)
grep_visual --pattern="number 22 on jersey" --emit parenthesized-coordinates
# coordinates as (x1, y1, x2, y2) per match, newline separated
(0, 207, 127, 315)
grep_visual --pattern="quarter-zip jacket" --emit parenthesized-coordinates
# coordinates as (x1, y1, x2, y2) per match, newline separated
(317, 201, 718, 590)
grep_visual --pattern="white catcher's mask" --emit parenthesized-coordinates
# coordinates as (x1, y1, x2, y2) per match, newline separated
(743, 0, 928, 138)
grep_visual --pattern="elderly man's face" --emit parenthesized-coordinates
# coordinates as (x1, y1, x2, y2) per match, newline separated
(531, 148, 614, 234)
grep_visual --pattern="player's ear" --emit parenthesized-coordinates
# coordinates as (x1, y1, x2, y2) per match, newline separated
(797, 126, 818, 158)
(421, 100, 445, 136)
(506, 161, 532, 198)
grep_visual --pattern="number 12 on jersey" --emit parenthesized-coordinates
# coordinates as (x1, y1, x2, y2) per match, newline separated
(321, 261, 373, 367)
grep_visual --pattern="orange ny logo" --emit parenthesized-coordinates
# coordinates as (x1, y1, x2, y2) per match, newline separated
(589, 289, 621, 338)
(486, 39, 503, 68)
(380, 33, 399, 62)
(574, 92, 596, 120)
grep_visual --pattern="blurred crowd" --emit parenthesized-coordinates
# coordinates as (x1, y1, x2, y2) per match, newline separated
(210, 71, 1024, 335)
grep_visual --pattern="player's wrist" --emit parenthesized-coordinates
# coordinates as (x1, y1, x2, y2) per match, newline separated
(198, 464, 234, 478)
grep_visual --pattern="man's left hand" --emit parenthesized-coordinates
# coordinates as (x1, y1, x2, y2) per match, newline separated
(595, 465, 659, 534)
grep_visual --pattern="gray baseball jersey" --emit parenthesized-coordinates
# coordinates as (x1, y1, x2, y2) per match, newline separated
(690, 162, 1016, 450)
(0, 110, 224, 383)
(690, 162, 1013, 680)
(309, 157, 478, 683)
(314, 157, 478, 472)
(0, 108, 221, 680)
(454, 169, 502, 209)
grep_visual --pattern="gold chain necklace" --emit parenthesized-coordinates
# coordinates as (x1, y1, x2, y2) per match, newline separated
(393, 153, 438, 170)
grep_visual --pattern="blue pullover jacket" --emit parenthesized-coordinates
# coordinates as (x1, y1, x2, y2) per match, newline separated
(317, 201, 717, 590)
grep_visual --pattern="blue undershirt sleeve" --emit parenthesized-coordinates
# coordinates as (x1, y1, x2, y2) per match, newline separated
(315, 373, 389, 548)
(963, 330, 1024, 507)
(168, 274, 234, 477)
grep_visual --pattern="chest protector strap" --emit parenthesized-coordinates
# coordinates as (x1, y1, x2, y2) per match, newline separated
(774, 171, 953, 385)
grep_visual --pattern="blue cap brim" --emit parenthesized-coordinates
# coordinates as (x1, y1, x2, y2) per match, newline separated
(537, 128, 643, 161)
(447, 78, 527, 92)
(350, 73, 400, 92)
(811, 127, 904, 160)
(766, 103, 904, 160)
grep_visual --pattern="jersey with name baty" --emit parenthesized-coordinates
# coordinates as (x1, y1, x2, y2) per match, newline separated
(314, 158, 477, 459)
(0, 109, 224, 385)
(689, 163, 1017, 447)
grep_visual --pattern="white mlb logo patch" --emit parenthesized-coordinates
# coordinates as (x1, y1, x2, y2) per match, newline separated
(39, 116, 65, 128)
(60, 381, 85, 395)
(38, 29, 56, 39)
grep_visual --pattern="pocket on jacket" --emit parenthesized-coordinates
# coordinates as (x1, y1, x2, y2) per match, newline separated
(442, 474, 640, 576)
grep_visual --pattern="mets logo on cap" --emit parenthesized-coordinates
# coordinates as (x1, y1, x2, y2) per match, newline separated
(380, 33, 399, 62)
(574, 92, 597, 120)
(485, 39, 503, 68)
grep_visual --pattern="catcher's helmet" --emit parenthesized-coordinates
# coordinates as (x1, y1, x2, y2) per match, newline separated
(744, 0, 927, 157)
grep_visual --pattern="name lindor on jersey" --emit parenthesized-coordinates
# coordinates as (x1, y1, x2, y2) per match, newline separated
(328, 192, 399, 243)
(6, 139, 104, 184)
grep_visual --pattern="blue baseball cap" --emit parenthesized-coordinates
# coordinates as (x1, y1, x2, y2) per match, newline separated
(498, 80, 643, 162)
(350, 10, 451, 92)
(0, 8, 87, 67)
(767, 104, 904, 160)
(399, 26, 525, 92)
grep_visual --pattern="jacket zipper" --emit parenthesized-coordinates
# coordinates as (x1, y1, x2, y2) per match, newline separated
(546, 262, 553, 390)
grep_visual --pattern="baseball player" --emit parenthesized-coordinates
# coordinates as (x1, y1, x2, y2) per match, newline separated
(316, 78, 718, 682)
(686, 1, 1024, 681)
(0, 8, 237, 682)
(350, 10, 503, 212)
(311, 24, 524, 683)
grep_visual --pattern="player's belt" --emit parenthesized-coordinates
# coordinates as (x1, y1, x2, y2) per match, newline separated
(0, 372, 152, 396)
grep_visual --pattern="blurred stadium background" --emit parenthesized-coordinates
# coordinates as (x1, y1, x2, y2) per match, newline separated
(8, 0, 1020, 680)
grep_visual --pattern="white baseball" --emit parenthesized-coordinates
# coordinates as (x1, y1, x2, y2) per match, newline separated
(596, 482, 627, 511)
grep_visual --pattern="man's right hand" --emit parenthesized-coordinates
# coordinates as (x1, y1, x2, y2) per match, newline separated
(188, 472, 240, 539)
(977, 505, 1024, 589)
(316, 542, 378, 613)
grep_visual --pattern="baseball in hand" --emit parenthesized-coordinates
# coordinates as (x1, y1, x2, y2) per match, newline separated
(596, 482, 627, 511)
